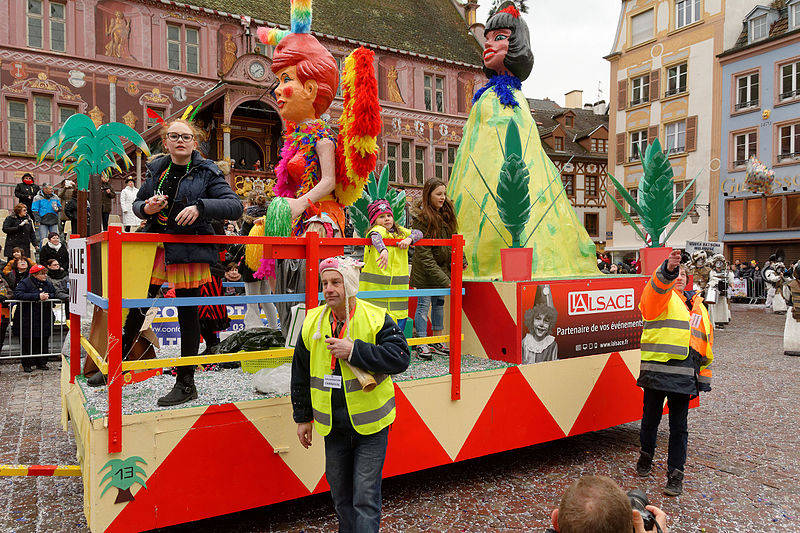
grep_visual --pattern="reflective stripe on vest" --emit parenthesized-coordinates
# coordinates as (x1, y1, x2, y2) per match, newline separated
(303, 300, 397, 436)
(640, 291, 691, 362)
(360, 224, 412, 320)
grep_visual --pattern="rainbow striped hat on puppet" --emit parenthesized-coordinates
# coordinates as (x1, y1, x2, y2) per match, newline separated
(256, 0, 311, 46)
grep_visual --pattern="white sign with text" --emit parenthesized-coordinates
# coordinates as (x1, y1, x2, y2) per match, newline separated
(68, 238, 87, 316)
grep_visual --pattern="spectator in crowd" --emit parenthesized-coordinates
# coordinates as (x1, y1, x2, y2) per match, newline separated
(39, 232, 68, 270)
(3, 248, 29, 276)
(45, 258, 69, 302)
(548, 476, 668, 533)
(609, 264, 619, 274)
(120, 178, 141, 232)
(5, 257, 33, 291)
(13, 264, 56, 372)
(99, 175, 116, 231)
(3, 204, 38, 260)
(0, 274, 11, 356)
(64, 194, 81, 236)
(58, 179, 75, 236)
(253, 159, 262, 171)
(31, 183, 62, 245)
(14, 173, 39, 212)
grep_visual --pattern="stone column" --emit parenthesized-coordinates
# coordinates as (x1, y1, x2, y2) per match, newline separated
(222, 124, 232, 162)
(135, 150, 142, 188)
(108, 75, 117, 123)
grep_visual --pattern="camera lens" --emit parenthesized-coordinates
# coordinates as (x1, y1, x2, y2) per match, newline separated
(627, 489, 655, 531)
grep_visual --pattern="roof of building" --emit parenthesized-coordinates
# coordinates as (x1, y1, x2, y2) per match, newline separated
(528, 98, 609, 160)
(161, 0, 484, 66)
(723, 1, 799, 55)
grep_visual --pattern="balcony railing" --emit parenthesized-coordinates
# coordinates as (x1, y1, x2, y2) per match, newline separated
(778, 151, 800, 162)
(734, 99, 759, 110)
(666, 146, 685, 155)
(664, 87, 687, 97)
(629, 96, 649, 107)
(733, 159, 749, 167)
(779, 88, 800, 100)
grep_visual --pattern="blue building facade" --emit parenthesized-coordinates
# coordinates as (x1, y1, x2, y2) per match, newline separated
(718, 2, 800, 262)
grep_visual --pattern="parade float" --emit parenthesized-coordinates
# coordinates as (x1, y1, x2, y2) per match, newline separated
(22, 2, 695, 531)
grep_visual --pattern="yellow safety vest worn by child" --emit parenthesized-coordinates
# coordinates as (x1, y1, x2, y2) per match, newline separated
(360, 224, 420, 321)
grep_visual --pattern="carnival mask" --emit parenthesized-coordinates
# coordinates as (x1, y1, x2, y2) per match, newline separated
(274, 65, 318, 123)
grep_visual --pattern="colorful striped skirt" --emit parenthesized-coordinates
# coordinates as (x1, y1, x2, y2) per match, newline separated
(149, 245, 211, 290)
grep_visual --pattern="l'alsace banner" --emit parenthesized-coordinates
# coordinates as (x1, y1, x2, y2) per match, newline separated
(518, 277, 647, 362)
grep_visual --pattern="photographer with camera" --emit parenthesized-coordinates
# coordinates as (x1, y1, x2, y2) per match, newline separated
(636, 249, 714, 496)
(547, 476, 668, 533)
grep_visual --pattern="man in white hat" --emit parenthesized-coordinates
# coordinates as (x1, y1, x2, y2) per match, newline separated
(291, 255, 410, 533)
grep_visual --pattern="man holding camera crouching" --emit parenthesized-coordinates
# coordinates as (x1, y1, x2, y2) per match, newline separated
(291, 256, 410, 533)
(549, 476, 668, 533)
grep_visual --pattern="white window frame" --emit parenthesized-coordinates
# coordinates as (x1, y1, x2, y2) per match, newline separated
(49, 1, 66, 52)
(630, 129, 648, 161)
(733, 131, 757, 167)
(585, 175, 599, 198)
(627, 188, 639, 216)
(673, 182, 685, 213)
(675, 0, 700, 29)
(735, 72, 759, 111)
(665, 121, 686, 154)
(424, 74, 445, 113)
(665, 63, 687, 97)
(27, 0, 44, 49)
(779, 123, 800, 162)
(630, 74, 650, 106)
(791, 2, 800, 31)
(780, 61, 800, 101)
(8, 100, 28, 153)
(631, 9, 654, 47)
(748, 14, 768, 43)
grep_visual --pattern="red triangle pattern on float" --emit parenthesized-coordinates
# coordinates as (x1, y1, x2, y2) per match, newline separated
(569, 352, 644, 436)
(383, 385, 452, 477)
(455, 367, 565, 462)
(108, 403, 310, 533)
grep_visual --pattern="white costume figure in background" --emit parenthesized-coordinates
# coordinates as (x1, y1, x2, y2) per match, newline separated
(706, 254, 734, 328)
(784, 262, 800, 356)
(119, 178, 141, 231)
(689, 251, 711, 296)
(764, 262, 787, 313)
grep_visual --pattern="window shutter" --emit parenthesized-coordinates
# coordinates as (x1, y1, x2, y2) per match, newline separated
(686, 115, 698, 152)
(648, 125, 659, 147)
(649, 69, 660, 101)
(684, 180, 696, 210)
(618, 79, 627, 110)
(616, 132, 626, 165)
(615, 189, 623, 220)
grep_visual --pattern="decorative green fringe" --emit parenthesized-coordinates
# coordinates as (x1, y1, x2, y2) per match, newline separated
(264, 197, 292, 237)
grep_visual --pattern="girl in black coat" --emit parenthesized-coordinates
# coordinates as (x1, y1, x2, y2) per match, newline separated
(3, 204, 38, 259)
(101, 118, 243, 406)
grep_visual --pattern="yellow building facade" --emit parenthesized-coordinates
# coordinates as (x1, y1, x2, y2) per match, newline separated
(605, 0, 752, 258)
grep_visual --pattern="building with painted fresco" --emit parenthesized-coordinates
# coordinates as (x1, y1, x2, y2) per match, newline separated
(528, 92, 610, 248)
(0, 0, 484, 214)
(717, 0, 800, 262)
(604, 0, 752, 261)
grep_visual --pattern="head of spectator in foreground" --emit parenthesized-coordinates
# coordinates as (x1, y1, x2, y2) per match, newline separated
(551, 476, 633, 533)
(45, 258, 62, 271)
(13, 203, 28, 217)
(30, 264, 47, 281)
(224, 262, 241, 282)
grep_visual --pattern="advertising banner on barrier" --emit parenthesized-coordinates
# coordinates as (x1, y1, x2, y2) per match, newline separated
(151, 304, 250, 346)
(517, 277, 647, 363)
(730, 278, 748, 298)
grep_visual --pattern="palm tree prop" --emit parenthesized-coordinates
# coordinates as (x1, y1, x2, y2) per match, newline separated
(99, 456, 148, 504)
(351, 165, 407, 237)
(604, 138, 700, 248)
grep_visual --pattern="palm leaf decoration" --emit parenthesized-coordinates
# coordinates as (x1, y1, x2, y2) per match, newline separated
(99, 456, 148, 504)
(37, 114, 150, 190)
(604, 138, 701, 247)
(351, 164, 406, 237)
(495, 119, 531, 247)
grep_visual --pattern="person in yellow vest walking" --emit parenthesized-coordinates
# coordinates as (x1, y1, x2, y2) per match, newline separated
(636, 249, 714, 497)
(292, 256, 410, 532)
(359, 199, 423, 333)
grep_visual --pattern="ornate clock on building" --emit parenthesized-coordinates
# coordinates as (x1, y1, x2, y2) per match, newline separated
(248, 60, 267, 81)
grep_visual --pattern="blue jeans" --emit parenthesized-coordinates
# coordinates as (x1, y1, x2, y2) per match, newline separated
(38, 223, 58, 245)
(414, 295, 444, 337)
(640, 388, 690, 474)
(324, 427, 389, 533)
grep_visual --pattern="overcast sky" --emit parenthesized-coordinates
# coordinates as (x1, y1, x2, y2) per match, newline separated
(476, 2, 622, 107)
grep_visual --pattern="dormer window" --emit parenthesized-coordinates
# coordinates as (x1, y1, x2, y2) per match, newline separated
(565, 115, 574, 127)
(790, 0, 800, 30)
(554, 136, 564, 151)
(749, 14, 768, 42)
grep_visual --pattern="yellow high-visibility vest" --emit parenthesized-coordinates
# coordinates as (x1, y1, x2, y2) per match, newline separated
(360, 224, 412, 320)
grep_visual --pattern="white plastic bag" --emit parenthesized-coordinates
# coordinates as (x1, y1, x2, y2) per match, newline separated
(253, 364, 292, 395)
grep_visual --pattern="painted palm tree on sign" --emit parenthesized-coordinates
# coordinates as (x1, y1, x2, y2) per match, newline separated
(99, 456, 148, 504)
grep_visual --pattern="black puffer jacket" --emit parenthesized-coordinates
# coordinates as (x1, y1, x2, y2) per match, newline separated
(2, 214, 38, 258)
(133, 152, 243, 265)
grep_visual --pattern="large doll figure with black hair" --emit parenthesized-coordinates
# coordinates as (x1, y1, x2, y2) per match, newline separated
(447, 2, 598, 280)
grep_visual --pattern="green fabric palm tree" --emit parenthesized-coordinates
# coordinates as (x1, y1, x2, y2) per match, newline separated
(351, 165, 407, 237)
(604, 138, 700, 247)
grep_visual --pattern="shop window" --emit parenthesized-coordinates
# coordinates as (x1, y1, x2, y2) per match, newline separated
(745, 197, 763, 231)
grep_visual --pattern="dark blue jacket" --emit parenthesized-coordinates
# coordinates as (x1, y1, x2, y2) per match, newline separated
(133, 152, 243, 265)
(13, 275, 56, 337)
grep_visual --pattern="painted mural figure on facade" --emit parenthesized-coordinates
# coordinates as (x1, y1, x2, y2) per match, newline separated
(446, 2, 598, 280)
(104, 11, 131, 58)
(386, 65, 405, 103)
(222, 33, 238, 75)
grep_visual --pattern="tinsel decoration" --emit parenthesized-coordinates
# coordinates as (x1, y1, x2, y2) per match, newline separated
(494, 119, 531, 247)
(745, 156, 775, 194)
(335, 46, 381, 207)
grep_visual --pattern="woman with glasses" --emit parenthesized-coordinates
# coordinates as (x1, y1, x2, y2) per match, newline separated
(85, 118, 242, 407)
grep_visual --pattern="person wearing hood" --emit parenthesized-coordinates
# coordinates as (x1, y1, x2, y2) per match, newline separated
(13, 264, 56, 372)
(39, 232, 68, 270)
(14, 173, 40, 212)
(120, 177, 141, 231)
(3, 204, 38, 259)
(31, 183, 62, 246)
(85, 118, 243, 407)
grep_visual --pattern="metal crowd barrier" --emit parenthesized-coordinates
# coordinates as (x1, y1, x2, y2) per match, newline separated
(0, 299, 69, 360)
(728, 277, 768, 304)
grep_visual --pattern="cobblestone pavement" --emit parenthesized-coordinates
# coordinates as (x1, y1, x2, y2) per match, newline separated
(1, 304, 797, 532)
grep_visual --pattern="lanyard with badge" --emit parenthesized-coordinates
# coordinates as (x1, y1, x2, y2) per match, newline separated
(323, 305, 356, 390)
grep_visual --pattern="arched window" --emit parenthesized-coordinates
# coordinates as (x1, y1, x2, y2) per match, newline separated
(230, 137, 263, 170)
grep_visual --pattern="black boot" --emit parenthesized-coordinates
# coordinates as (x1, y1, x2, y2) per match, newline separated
(664, 469, 684, 496)
(636, 450, 653, 477)
(86, 372, 107, 387)
(157, 369, 197, 407)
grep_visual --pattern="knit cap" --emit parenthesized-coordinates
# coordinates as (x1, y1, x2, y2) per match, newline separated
(367, 199, 393, 226)
(313, 256, 364, 340)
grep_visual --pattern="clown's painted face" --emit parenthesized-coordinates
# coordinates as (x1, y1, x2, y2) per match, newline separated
(483, 29, 512, 75)
(274, 65, 317, 123)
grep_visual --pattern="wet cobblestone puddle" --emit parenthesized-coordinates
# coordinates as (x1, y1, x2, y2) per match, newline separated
(0, 304, 797, 532)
